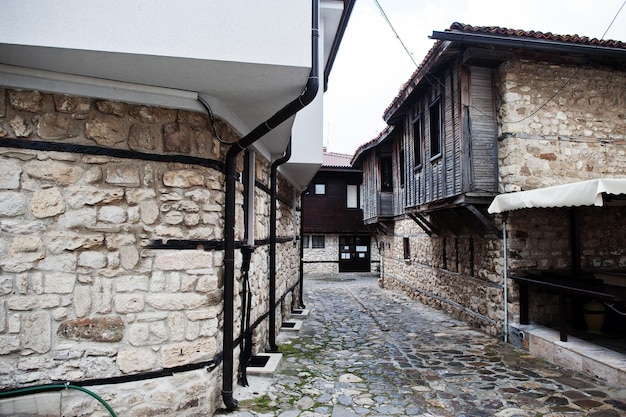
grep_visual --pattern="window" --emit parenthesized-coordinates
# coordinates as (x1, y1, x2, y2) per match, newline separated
(346, 184, 359, 208)
(381, 157, 392, 191)
(399, 149, 405, 188)
(312, 235, 325, 249)
(403, 237, 410, 260)
(314, 183, 326, 195)
(302, 235, 310, 249)
(360, 185, 364, 209)
(429, 98, 442, 159)
(412, 114, 423, 169)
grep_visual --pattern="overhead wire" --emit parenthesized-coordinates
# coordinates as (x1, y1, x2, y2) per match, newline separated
(371, 0, 626, 125)
(371, 0, 419, 67)
(370, 0, 489, 119)
(509, 0, 626, 124)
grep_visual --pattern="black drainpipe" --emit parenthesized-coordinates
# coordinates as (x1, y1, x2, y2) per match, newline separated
(268, 139, 292, 352)
(221, 1, 319, 410)
(299, 189, 306, 309)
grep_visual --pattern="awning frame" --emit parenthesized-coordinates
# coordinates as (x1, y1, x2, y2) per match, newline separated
(488, 178, 626, 214)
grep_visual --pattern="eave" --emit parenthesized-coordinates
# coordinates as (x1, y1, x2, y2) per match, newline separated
(0, 0, 356, 190)
(406, 192, 501, 238)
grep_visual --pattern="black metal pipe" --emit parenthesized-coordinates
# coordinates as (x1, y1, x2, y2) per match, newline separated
(269, 139, 292, 352)
(299, 190, 306, 309)
(221, 1, 319, 410)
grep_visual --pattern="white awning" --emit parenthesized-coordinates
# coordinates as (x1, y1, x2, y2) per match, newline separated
(487, 178, 626, 214)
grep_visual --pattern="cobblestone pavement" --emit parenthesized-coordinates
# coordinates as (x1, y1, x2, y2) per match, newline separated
(223, 273, 626, 417)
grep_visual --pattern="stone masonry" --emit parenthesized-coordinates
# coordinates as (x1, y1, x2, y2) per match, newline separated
(0, 88, 302, 416)
(380, 59, 626, 339)
(380, 218, 505, 337)
(496, 61, 626, 192)
(303, 234, 340, 274)
(303, 235, 380, 274)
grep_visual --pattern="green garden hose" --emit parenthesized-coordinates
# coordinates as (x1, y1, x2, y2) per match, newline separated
(0, 383, 117, 417)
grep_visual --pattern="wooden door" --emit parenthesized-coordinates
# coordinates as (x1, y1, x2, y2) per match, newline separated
(338, 235, 370, 272)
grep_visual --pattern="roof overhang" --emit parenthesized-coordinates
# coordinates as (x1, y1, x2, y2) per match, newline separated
(430, 30, 626, 59)
(0, 0, 355, 190)
(351, 125, 396, 167)
(488, 178, 626, 214)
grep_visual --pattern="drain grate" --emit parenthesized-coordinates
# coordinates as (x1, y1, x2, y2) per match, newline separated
(247, 355, 270, 368)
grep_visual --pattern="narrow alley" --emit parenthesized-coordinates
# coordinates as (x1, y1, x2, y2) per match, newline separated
(226, 273, 626, 417)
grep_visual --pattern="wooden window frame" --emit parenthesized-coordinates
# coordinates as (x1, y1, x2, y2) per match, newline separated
(380, 156, 393, 192)
(313, 183, 326, 195)
(399, 149, 405, 188)
(403, 237, 410, 261)
(412, 113, 423, 171)
(429, 97, 442, 161)
(346, 184, 359, 209)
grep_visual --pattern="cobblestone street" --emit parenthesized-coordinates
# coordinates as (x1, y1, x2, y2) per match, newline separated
(225, 273, 626, 417)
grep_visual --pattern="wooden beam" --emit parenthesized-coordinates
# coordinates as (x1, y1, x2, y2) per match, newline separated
(466, 204, 502, 238)
(407, 213, 432, 236)
(409, 213, 441, 236)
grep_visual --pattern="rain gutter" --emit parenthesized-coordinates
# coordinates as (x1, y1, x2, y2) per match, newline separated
(430, 30, 626, 57)
(221, 0, 320, 410)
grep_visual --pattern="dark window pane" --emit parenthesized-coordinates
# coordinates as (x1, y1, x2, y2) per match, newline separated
(413, 114, 422, 168)
(312, 235, 325, 249)
(381, 157, 392, 191)
(429, 98, 441, 159)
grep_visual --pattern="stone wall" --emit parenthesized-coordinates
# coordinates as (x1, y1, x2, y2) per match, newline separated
(379, 218, 504, 336)
(0, 88, 302, 415)
(303, 234, 340, 274)
(496, 61, 626, 192)
(303, 234, 380, 274)
(376, 59, 626, 341)
(494, 59, 626, 328)
(504, 206, 626, 327)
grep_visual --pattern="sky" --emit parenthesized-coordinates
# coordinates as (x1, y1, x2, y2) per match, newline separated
(322, 0, 626, 156)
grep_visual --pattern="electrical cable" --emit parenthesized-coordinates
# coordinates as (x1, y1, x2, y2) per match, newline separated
(509, 0, 626, 124)
(197, 95, 239, 145)
(238, 245, 254, 387)
(600, 0, 626, 41)
(378, 0, 626, 126)
(371, 0, 419, 67)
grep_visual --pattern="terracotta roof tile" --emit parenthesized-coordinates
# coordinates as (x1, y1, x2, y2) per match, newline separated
(322, 151, 353, 168)
(448, 22, 626, 49)
(382, 22, 626, 121)
(351, 125, 395, 166)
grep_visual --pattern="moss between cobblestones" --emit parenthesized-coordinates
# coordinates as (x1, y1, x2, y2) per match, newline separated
(237, 395, 274, 413)
(278, 343, 300, 356)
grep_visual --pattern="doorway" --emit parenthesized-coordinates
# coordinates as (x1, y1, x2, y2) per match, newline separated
(339, 235, 370, 272)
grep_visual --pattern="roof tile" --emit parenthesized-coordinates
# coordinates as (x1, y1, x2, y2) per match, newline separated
(323, 151, 353, 168)
(382, 22, 626, 121)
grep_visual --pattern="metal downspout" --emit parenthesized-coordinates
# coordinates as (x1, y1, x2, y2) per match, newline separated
(221, 1, 320, 410)
(269, 139, 292, 352)
(299, 195, 306, 309)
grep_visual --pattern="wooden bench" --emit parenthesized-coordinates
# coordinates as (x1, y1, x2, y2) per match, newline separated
(511, 272, 623, 343)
